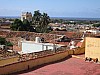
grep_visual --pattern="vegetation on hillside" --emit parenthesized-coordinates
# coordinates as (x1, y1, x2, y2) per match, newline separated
(0, 37, 6, 45)
(0, 37, 13, 46)
(93, 23, 100, 27)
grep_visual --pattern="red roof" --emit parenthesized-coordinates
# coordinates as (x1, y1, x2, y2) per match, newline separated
(76, 42, 83, 47)
(18, 57, 100, 75)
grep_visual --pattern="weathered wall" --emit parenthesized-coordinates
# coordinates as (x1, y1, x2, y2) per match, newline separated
(85, 37, 100, 61)
(0, 57, 18, 66)
(0, 39, 85, 75)
(74, 47, 85, 55)
(0, 51, 69, 75)
(0, 47, 86, 75)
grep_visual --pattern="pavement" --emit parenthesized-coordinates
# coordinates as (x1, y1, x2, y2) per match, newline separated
(15, 56, 100, 75)
(72, 54, 85, 59)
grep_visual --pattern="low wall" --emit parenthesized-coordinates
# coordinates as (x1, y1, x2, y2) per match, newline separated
(0, 57, 18, 66)
(74, 40, 85, 55)
(0, 47, 85, 75)
(0, 50, 70, 75)
(74, 47, 85, 55)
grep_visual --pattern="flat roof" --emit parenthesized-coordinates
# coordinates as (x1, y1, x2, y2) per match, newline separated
(21, 41, 65, 47)
(15, 57, 100, 75)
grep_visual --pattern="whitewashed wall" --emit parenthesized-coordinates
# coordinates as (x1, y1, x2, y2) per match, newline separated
(22, 42, 55, 54)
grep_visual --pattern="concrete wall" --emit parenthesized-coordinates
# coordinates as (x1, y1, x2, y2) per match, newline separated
(85, 37, 100, 61)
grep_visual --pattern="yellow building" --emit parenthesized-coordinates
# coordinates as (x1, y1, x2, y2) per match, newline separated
(85, 37, 100, 62)
(21, 12, 32, 22)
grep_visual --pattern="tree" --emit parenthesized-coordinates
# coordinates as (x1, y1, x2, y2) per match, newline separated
(0, 37, 13, 46)
(23, 19, 30, 31)
(6, 41, 13, 46)
(33, 10, 41, 25)
(0, 37, 6, 45)
(33, 11, 51, 33)
(36, 13, 50, 33)
(40, 13, 50, 27)
(23, 19, 35, 32)
(93, 23, 100, 27)
(11, 19, 35, 32)
(11, 10, 51, 33)
(10, 19, 23, 31)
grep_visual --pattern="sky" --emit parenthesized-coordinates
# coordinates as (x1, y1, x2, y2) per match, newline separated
(0, 0, 100, 18)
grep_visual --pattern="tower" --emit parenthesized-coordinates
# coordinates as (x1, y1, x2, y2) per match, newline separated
(21, 12, 32, 22)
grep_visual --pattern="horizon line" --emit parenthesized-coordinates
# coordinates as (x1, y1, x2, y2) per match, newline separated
(0, 16, 100, 19)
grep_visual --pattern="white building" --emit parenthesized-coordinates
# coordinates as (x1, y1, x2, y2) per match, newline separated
(69, 41, 76, 49)
(19, 37, 63, 54)
(21, 12, 32, 22)
(84, 30, 100, 34)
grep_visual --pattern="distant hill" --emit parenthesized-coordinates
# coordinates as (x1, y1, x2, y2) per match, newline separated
(0, 16, 100, 21)
(51, 17, 100, 21)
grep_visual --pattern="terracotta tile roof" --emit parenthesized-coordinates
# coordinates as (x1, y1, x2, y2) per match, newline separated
(76, 42, 83, 47)
(18, 57, 100, 75)
(56, 42, 70, 46)
(50, 31, 75, 38)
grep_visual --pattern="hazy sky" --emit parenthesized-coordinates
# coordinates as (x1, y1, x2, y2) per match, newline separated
(0, 0, 100, 18)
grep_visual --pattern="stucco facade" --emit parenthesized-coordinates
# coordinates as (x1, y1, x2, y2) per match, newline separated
(85, 37, 100, 61)
(21, 12, 32, 22)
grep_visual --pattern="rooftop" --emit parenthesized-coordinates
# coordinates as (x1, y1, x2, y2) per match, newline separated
(16, 57, 100, 75)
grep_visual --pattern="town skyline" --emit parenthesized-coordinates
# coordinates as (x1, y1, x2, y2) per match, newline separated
(0, 0, 100, 18)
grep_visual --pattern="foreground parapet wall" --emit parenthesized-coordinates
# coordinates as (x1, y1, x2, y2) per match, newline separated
(0, 37, 85, 75)
(0, 46, 85, 75)
(0, 57, 18, 66)
(0, 51, 69, 75)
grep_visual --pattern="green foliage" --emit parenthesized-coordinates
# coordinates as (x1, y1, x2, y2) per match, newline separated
(93, 23, 100, 27)
(23, 19, 30, 31)
(0, 37, 6, 45)
(40, 13, 50, 26)
(11, 19, 35, 32)
(0, 37, 13, 46)
(33, 10, 41, 25)
(6, 42, 13, 46)
(10, 10, 51, 33)
(33, 10, 51, 33)
(10, 19, 23, 31)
